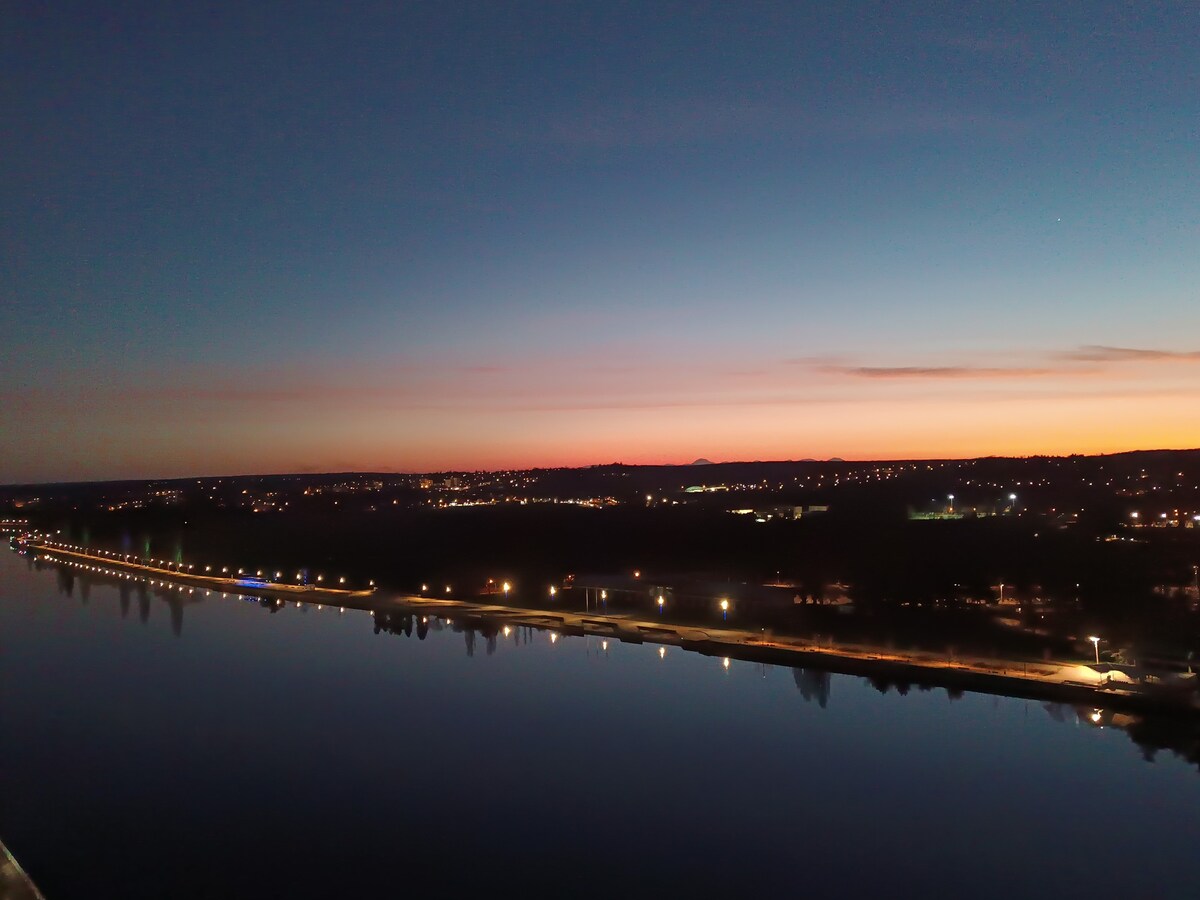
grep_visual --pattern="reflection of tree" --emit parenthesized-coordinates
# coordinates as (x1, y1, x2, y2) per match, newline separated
(138, 585, 150, 623)
(1042, 702, 1068, 723)
(56, 568, 74, 597)
(119, 583, 131, 618)
(1060, 705, 1200, 772)
(372, 610, 505, 658)
(1124, 716, 1200, 769)
(792, 668, 831, 708)
(166, 595, 184, 637)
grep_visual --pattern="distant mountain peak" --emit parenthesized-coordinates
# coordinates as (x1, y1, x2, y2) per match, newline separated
(691, 458, 714, 465)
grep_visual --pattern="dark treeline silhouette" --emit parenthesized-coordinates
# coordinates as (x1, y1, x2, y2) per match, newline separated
(9, 449, 1199, 658)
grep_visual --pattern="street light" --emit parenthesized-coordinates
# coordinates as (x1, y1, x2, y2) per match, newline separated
(1088, 635, 1101, 664)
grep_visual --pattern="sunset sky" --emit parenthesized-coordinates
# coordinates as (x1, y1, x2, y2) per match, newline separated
(3, 2, 1198, 482)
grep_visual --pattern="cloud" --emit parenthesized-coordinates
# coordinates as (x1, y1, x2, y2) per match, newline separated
(825, 365, 1057, 379)
(1059, 346, 1200, 363)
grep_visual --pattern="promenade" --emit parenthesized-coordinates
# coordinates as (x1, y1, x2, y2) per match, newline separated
(27, 543, 1200, 717)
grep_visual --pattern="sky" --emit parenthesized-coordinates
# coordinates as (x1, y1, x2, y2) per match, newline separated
(2, 1, 1199, 483)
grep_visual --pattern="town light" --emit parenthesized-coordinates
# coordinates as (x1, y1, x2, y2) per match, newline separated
(1088, 635, 1101, 664)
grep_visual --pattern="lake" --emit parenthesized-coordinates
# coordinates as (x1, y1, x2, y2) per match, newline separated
(1, 548, 1198, 898)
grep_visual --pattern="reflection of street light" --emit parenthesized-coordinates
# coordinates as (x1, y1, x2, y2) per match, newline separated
(720, 598, 729, 621)
(1088, 635, 1101, 664)
(657, 594, 665, 613)
(502, 581, 511, 599)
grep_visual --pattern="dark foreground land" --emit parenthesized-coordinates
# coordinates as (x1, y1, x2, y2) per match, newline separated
(5, 450, 1200, 667)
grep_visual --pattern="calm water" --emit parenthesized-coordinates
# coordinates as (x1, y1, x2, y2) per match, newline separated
(2, 551, 1198, 899)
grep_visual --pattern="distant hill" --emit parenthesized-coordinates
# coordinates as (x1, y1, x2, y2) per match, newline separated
(691, 458, 714, 465)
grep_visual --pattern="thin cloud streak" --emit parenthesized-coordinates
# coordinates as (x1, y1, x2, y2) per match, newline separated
(1059, 345, 1200, 363)
(826, 365, 1060, 379)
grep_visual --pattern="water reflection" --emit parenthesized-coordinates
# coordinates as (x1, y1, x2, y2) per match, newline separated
(1044, 703, 1200, 769)
(23, 551, 1200, 774)
(793, 668, 831, 708)
(34, 555, 204, 636)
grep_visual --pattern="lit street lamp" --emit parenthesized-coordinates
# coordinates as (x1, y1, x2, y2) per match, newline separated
(1088, 635, 1101, 664)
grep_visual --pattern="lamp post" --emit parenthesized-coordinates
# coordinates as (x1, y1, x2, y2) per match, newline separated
(1088, 635, 1100, 665)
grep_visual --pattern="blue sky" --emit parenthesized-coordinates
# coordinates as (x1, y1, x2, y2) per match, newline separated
(2, 1, 1198, 481)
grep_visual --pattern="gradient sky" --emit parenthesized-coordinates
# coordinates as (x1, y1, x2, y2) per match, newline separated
(3, 1, 1199, 482)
